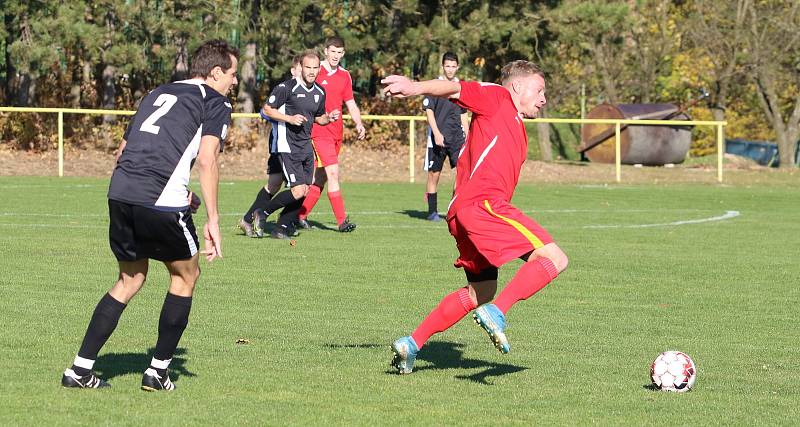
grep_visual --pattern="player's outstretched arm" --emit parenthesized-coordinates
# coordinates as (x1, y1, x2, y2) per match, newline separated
(382, 75, 461, 99)
(196, 135, 222, 262)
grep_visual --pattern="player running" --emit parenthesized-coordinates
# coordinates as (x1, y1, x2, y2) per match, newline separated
(296, 36, 365, 232)
(253, 49, 339, 239)
(61, 40, 237, 390)
(383, 61, 569, 374)
(422, 52, 469, 222)
(239, 55, 303, 237)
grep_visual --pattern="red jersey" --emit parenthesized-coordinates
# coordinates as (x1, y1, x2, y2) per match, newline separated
(447, 81, 528, 219)
(311, 62, 355, 140)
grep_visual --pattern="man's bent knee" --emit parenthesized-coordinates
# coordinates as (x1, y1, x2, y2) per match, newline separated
(531, 243, 569, 273)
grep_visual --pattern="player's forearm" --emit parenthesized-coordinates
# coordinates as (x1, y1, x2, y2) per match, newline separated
(261, 105, 294, 124)
(196, 141, 220, 224)
(115, 139, 127, 163)
(345, 100, 364, 127)
(426, 110, 443, 137)
(413, 80, 461, 99)
(315, 114, 331, 125)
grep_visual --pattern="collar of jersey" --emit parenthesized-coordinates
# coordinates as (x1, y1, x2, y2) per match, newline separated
(292, 77, 318, 92)
(176, 78, 206, 85)
(322, 62, 341, 76)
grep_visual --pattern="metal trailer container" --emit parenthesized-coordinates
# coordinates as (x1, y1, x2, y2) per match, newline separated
(579, 103, 693, 166)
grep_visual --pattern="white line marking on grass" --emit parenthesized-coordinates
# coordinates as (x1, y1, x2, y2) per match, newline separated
(583, 210, 740, 229)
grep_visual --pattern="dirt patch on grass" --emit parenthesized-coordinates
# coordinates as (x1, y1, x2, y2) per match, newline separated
(1, 142, 796, 186)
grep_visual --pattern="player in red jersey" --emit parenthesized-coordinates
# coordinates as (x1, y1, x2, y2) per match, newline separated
(296, 36, 365, 232)
(383, 61, 569, 374)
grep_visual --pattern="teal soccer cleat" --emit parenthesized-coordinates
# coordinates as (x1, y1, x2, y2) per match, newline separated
(390, 336, 419, 374)
(473, 304, 510, 354)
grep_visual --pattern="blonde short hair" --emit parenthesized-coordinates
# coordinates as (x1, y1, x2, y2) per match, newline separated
(500, 60, 544, 85)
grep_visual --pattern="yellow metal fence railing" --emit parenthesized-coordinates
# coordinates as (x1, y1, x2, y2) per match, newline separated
(0, 106, 726, 183)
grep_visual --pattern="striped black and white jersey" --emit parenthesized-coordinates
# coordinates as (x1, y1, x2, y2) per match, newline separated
(266, 77, 326, 154)
(108, 78, 231, 210)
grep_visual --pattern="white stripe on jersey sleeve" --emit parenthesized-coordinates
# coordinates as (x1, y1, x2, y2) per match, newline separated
(155, 127, 202, 208)
(276, 104, 291, 153)
(469, 135, 498, 179)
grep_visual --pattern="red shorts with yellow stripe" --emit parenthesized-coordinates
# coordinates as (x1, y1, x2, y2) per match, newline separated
(312, 137, 342, 167)
(447, 199, 553, 273)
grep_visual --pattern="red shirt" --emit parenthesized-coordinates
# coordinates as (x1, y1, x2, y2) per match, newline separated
(311, 62, 355, 141)
(447, 81, 528, 219)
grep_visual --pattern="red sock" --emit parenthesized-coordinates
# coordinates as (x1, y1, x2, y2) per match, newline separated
(494, 257, 559, 315)
(328, 190, 347, 225)
(411, 287, 476, 349)
(298, 184, 322, 220)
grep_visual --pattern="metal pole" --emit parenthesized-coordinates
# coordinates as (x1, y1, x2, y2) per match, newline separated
(409, 119, 416, 183)
(58, 111, 64, 177)
(717, 123, 724, 183)
(615, 122, 621, 183)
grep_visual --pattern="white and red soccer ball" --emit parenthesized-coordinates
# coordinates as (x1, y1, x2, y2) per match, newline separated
(650, 351, 697, 392)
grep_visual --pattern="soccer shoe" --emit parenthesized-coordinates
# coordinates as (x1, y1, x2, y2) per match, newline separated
(252, 211, 266, 238)
(337, 216, 357, 233)
(61, 368, 110, 389)
(141, 368, 176, 391)
(237, 218, 255, 238)
(270, 225, 291, 240)
(426, 212, 442, 222)
(390, 336, 419, 374)
(295, 218, 312, 230)
(473, 304, 510, 354)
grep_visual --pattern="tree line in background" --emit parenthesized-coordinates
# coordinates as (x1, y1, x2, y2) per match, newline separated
(1, 0, 798, 168)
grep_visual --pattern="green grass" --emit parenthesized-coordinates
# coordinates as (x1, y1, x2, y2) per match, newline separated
(0, 176, 798, 425)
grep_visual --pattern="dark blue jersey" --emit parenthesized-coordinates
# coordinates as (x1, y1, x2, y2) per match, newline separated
(266, 77, 326, 153)
(422, 95, 467, 148)
(109, 79, 231, 210)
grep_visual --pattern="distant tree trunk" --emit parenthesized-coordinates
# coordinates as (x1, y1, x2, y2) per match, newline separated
(68, 51, 81, 108)
(3, 12, 14, 105)
(236, 42, 257, 130)
(81, 59, 94, 107)
(536, 109, 553, 161)
(172, 35, 189, 82)
(101, 64, 116, 123)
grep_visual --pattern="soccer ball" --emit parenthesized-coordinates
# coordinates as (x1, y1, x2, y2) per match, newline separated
(650, 351, 696, 392)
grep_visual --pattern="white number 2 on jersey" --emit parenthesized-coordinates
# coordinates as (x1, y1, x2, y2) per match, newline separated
(139, 94, 178, 135)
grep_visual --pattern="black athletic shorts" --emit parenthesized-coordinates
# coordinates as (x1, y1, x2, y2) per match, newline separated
(425, 143, 463, 172)
(108, 199, 199, 262)
(266, 153, 282, 175)
(278, 151, 315, 187)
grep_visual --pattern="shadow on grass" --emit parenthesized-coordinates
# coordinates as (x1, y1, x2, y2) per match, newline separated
(642, 383, 661, 391)
(323, 343, 384, 350)
(415, 341, 527, 385)
(94, 347, 195, 381)
(400, 209, 440, 221)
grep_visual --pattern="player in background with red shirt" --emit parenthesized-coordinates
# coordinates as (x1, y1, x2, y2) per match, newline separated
(382, 61, 569, 374)
(297, 36, 365, 232)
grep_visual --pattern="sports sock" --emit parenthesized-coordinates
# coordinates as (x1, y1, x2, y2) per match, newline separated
(277, 197, 305, 227)
(427, 192, 438, 215)
(244, 188, 272, 222)
(411, 287, 476, 349)
(152, 293, 192, 376)
(262, 189, 297, 217)
(328, 190, 347, 225)
(298, 184, 322, 220)
(494, 257, 559, 315)
(73, 293, 127, 376)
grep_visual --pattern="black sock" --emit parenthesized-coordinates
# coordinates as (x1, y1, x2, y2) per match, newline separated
(427, 192, 438, 214)
(244, 188, 272, 222)
(262, 189, 297, 217)
(73, 293, 127, 376)
(152, 293, 192, 375)
(277, 197, 305, 227)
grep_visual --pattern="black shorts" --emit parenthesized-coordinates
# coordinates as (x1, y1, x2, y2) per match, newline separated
(266, 153, 282, 176)
(425, 143, 463, 172)
(278, 151, 315, 187)
(108, 199, 199, 262)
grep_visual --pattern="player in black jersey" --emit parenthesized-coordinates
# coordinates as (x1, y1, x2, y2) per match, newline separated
(249, 50, 338, 239)
(239, 55, 303, 237)
(61, 40, 238, 391)
(422, 52, 469, 222)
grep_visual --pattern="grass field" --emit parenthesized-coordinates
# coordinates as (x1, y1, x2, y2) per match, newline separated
(0, 176, 798, 425)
